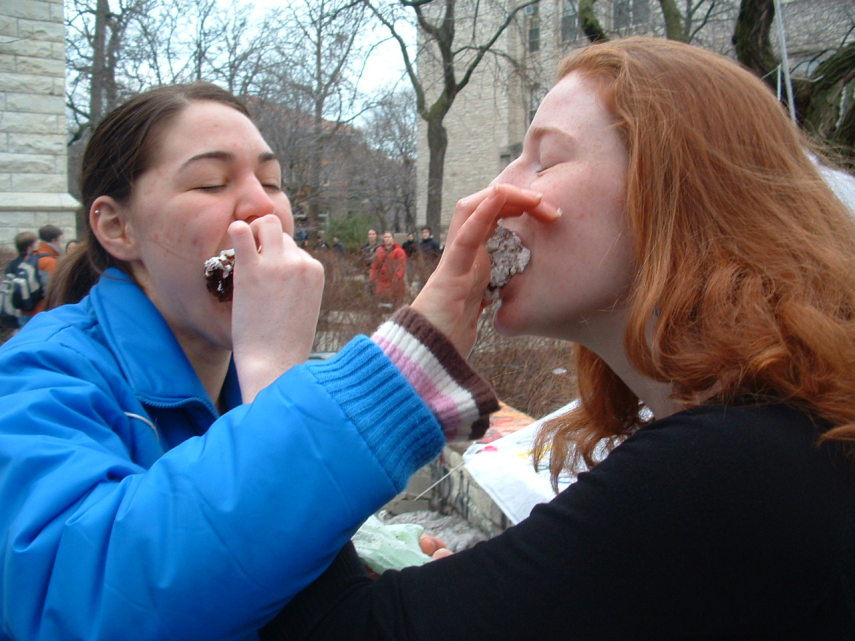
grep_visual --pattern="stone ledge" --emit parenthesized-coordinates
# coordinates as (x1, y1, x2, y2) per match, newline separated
(0, 191, 79, 211)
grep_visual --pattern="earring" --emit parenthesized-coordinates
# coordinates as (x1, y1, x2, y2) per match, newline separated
(94, 209, 101, 215)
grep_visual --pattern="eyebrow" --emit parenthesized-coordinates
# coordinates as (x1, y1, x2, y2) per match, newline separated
(529, 125, 576, 143)
(179, 151, 279, 170)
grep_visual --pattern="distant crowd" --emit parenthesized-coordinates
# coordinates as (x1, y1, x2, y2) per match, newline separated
(1, 224, 73, 334)
(292, 224, 444, 306)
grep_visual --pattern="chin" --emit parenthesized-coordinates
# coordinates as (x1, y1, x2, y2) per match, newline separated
(492, 300, 528, 337)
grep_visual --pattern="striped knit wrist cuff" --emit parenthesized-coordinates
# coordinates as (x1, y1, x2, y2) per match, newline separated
(371, 306, 498, 440)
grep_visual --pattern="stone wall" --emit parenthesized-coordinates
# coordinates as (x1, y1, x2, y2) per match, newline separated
(0, 0, 78, 253)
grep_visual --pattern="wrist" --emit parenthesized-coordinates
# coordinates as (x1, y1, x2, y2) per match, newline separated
(371, 306, 497, 440)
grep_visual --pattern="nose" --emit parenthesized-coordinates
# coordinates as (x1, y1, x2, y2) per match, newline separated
(493, 157, 528, 190)
(235, 174, 282, 223)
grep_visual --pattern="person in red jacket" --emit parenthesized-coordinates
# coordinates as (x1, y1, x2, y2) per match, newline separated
(369, 231, 407, 307)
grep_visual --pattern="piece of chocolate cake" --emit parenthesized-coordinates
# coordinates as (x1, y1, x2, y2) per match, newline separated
(203, 248, 236, 302)
(485, 225, 531, 301)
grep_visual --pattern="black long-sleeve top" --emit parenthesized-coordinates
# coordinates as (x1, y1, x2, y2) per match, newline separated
(264, 403, 855, 640)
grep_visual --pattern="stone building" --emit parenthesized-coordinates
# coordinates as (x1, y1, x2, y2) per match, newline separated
(0, 0, 78, 253)
(416, 0, 853, 231)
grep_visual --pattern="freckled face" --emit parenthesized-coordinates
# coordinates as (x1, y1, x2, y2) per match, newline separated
(122, 100, 293, 352)
(492, 72, 635, 344)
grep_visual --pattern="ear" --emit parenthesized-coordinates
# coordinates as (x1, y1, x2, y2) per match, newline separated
(90, 197, 140, 262)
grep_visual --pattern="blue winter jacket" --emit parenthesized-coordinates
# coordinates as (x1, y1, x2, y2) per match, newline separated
(0, 268, 443, 640)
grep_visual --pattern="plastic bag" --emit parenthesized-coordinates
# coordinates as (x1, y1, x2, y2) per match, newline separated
(352, 515, 431, 574)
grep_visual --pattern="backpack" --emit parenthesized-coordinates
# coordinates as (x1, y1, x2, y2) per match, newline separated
(0, 253, 49, 326)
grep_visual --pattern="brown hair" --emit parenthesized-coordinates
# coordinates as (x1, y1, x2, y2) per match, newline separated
(534, 37, 855, 486)
(13, 231, 37, 255)
(46, 82, 250, 308)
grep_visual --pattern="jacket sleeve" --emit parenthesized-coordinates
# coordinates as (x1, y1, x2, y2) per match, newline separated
(0, 335, 443, 641)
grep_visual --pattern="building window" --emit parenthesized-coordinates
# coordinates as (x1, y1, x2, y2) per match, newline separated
(526, 2, 540, 52)
(560, 0, 578, 43)
(614, 0, 649, 29)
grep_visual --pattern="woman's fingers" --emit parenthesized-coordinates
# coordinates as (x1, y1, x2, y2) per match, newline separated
(447, 184, 559, 238)
(443, 184, 560, 277)
(228, 214, 325, 402)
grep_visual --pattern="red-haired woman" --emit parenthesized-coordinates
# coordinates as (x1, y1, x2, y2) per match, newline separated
(267, 36, 855, 640)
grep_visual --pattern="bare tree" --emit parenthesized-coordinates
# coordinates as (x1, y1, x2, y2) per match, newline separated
(254, 0, 368, 230)
(361, 88, 419, 232)
(366, 0, 537, 232)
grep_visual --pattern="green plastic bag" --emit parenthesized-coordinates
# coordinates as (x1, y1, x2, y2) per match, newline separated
(352, 515, 432, 574)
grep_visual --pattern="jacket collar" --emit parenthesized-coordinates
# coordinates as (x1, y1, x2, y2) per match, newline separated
(88, 268, 238, 413)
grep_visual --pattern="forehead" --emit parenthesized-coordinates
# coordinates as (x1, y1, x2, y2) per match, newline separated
(149, 101, 270, 166)
(534, 72, 615, 135)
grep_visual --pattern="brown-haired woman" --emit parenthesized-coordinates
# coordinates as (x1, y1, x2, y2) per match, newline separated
(265, 36, 855, 640)
(0, 81, 559, 640)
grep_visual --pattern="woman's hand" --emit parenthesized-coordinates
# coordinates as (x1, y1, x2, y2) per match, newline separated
(411, 184, 561, 356)
(228, 215, 325, 403)
(419, 533, 453, 560)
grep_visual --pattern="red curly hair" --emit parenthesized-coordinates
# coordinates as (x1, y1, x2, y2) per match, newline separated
(533, 37, 855, 487)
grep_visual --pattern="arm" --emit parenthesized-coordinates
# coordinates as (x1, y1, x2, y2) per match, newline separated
(0, 334, 441, 641)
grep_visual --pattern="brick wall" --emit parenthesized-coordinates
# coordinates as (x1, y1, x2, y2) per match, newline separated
(0, 0, 78, 252)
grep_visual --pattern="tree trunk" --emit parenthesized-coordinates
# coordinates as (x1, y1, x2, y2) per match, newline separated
(579, 0, 607, 43)
(732, 0, 777, 82)
(657, 0, 685, 41)
(89, 0, 110, 126)
(425, 116, 448, 234)
(798, 43, 855, 164)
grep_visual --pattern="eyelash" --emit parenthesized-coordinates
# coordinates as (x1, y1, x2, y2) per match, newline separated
(196, 181, 282, 192)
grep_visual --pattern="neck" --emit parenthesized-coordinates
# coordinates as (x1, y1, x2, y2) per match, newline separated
(576, 308, 679, 421)
(162, 319, 232, 409)
(183, 338, 231, 409)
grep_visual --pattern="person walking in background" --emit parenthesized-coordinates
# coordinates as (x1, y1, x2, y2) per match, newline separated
(313, 230, 329, 251)
(369, 231, 407, 308)
(331, 235, 346, 255)
(401, 231, 417, 257)
(3, 232, 37, 279)
(265, 36, 855, 641)
(0, 231, 38, 331)
(360, 228, 379, 268)
(412, 226, 441, 292)
(417, 226, 440, 259)
(27, 224, 64, 316)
